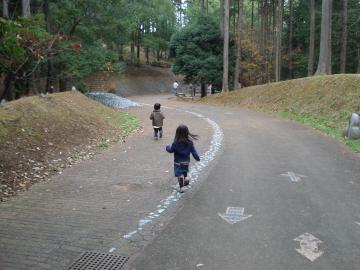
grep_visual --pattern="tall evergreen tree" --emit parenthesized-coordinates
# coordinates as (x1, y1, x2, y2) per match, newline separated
(308, 0, 315, 76)
(234, 0, 244, 89)
(316, 0, 332, 75)
(220, 0, 224, 36)
(2, 0, 9, 18)
(275, 0, 283, 81)
(288, 0, 294, 78)
(21, 0, 31, 17)
(340, 0, 348, 73)
(222, 0, 229, 92)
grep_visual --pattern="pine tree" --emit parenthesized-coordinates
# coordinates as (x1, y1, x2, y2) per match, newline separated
(316, 0, 332, 75)
(222, 0, 230, 92)
(308, 0, 315, 76)
(340, 0, 348, 73)
(275, 0, 283, 81)
(22, 0, 31, 17)
(2, 0, 9, 18)
(234, 0, 244, 89)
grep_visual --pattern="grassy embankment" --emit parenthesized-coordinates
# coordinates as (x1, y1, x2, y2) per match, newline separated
(0, 91, 139, 201)
(204, 74, 360, 152)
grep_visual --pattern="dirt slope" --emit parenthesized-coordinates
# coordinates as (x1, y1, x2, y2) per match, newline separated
(203, 74, 360, 151)
(0, 91, 138, 201)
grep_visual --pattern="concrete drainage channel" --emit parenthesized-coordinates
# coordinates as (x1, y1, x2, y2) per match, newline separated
(66, 97, 223, 270)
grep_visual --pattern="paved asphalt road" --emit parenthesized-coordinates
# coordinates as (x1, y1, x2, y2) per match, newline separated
(0, 94, 359, 270)
(130, 96, 360, 270)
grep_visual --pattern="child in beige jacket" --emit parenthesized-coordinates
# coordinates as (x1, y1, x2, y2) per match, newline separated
(150, 103, 165, 139)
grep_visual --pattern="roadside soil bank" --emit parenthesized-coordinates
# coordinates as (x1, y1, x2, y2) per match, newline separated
(202, 74, 360, 152)
(0, 91, 138, 202)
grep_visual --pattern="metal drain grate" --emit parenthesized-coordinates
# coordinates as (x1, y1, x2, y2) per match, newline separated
(67, 251, 129, 270)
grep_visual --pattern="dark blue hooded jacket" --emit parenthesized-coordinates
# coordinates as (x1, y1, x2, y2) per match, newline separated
(166, 142, 200, 164)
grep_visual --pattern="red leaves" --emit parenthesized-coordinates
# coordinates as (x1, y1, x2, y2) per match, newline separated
(18, 32, 81, 60)
(71, 42, 82, 53)
(57, 34, 68, 41)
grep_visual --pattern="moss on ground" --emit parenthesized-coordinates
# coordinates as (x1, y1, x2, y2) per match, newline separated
(203, 74, 360, 152)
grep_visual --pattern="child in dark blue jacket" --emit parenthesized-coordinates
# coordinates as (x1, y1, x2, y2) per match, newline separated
(166, 125, 200, 193)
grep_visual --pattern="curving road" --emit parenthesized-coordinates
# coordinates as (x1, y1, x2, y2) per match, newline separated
(0, 94, 359, 270)
(129, 95, 360, 270)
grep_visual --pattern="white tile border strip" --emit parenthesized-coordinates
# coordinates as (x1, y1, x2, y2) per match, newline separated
(120, 103, 223, 241)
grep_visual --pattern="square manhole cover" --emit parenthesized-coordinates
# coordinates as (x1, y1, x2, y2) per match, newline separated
(67, 251, 129, 270)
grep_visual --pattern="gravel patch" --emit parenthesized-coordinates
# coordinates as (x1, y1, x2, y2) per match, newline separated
(85, 92, 141, 109)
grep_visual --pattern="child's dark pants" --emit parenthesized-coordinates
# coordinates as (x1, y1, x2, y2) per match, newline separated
(174, 163, 189, 188)
(153, 127, 163, 138)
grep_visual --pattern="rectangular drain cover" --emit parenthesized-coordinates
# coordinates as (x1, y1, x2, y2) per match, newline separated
(67, 251, 129, 270)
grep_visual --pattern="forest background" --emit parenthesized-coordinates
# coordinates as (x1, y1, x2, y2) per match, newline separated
(1, 0, 359, 101)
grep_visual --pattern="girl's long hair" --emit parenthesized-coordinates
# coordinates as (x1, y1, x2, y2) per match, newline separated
(174, 125, 198, 144)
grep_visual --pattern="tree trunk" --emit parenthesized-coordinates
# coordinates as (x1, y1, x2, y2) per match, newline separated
(357, 47, 360, 74)
(43, 0, 50, 31)
(59, 79, 67, 92)
(222, 0, 230, 92)
(260, 0, 265, 55)
(45, 61, 53, 93)
(272, 0, 276, 34)
(2, 0, 9, 18)
(315, 0, 332, 75)
(21, 0, 31, 17)
(201, 0, 205, 13)
(0, 74, 13, 102)
(220, 0, 224, 36)
(136, 29, 141, 65)
(288, 0, 293, 78)
(340, 0, 348, 73)
(232, 0, 236, 34)
(275, 0, 283, 82)
(327, 0, 332, 74)
(251, 0, 254, 30)
(234, 0, 244, 90)
(265, 0, 272, 82)
(118, 44, 124, 61)
(264, 0, 269, 52)
(145, 47, 149, 64)
(201, 83, 207, 98)
(136, 43, 140, 65)
(43, 0, 52, 93)
(271, 0, 276, 81)
(156, 50, 160, 61)
(29, 74, 37, 95)
(307, 0, 315, 76)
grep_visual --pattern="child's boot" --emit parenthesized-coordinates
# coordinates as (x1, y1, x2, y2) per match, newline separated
(184, 178, 190, 186)
(154, 129, 158, 140)
(178, 176, 184, 193)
